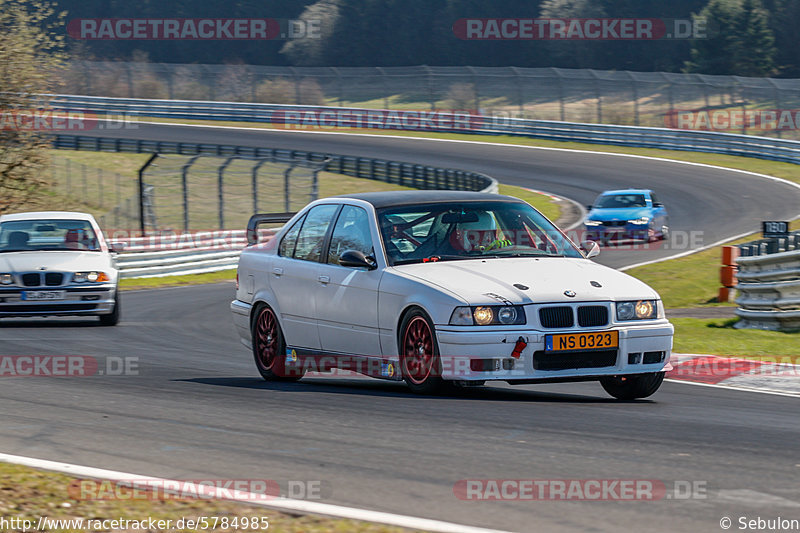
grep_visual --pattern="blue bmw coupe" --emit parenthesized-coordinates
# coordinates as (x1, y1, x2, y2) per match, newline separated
(584, 189, 669, 243)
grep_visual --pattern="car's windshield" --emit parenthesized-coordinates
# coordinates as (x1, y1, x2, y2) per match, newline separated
(595, 194, 648, 209)
(377, 201, 583, 266)
(0, 219, 100, 252)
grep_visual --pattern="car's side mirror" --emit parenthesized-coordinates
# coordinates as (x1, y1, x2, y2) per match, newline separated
(652, 202, 664, 208)
(339, 250, 377, 270)
(109, 242, 126, 253)
(586, 205, 593, 210)
(580, 240, 600, 259)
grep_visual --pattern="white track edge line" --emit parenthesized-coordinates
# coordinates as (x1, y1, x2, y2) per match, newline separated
(664, 378, 800, 398)
(0, 453, 509, 533)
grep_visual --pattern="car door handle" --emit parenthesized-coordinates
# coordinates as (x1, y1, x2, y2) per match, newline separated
(272, 267, 283, 276)
(318, 275, 330, 284)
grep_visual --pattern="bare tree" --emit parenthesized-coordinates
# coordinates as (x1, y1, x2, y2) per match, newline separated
(0, 0, 65, 213)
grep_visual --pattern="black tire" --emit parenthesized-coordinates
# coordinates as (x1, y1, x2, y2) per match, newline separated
(399, 308, 445, 394)
(600, 372, 665, 400)
(98, 290, 120, 326)
(251, 304, 302, 381)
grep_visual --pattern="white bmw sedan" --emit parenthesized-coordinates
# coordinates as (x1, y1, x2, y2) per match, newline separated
(0, 212, 121, 325)
(231, 191, 674, 399)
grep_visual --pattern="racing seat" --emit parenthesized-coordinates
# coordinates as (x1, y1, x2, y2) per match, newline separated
(6, 231, 30, 249)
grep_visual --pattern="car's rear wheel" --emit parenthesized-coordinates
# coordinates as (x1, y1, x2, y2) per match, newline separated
(252, 304, 302, 381)
(600, 372, 665, 400)
(98, 290, 120, 326)
(400, 308, 444, 394)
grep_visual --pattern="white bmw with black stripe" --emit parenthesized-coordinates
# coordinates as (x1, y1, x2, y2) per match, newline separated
(0, 212, 123, 325)
(232, 191, 674, 399)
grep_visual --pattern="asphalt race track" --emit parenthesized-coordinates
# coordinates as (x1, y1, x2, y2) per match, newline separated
(1, 284, 800, 533)
(80, 122, 800, 268)
(1, 125, 799, 532)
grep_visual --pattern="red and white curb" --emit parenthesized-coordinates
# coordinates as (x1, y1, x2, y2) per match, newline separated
(666, 353, 800, 397)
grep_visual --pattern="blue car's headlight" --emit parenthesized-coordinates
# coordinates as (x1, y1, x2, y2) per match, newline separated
(584, 220, 602, 227)
(628, 217, 650, 225)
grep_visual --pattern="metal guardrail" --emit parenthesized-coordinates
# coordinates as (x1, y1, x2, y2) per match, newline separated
(51, 135, 498, 195)
(114, 230, 272, 278)
(50, 94, 800, 166)
(735, 231, 800, 331)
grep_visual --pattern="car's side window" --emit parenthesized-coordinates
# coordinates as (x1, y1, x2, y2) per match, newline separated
(327, 205, 374, 265)
(278, 215, 305, 257)
(293, 204, 339, 262)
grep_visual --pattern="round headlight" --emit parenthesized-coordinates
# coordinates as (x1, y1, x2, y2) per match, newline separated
(473, 306, 494, 326)
(0, 273, 13, 285)
(635, 300, 655, 319)
(616, 301, 635, 321)
(87, 271, 99, 282)
(73, 272, 87, 283)
(497, 306, 518, 325)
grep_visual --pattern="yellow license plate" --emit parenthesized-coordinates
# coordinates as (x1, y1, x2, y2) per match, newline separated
(545, 331, 618, 352)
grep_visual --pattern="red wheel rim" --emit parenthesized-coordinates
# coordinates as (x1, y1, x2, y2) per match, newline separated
(255, 308, 278, 371)
(402, 316, 435, 385)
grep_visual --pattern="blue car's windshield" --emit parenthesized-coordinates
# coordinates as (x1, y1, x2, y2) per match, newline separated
(595, 194, 647, 209)
(377, 201, 583, 266)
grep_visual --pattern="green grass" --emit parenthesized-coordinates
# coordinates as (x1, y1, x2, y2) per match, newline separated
(671, 318, 800, 362)
(120, 269, 236, 291)
(0, 462, 416, 533)
(46, 150, 561, 231)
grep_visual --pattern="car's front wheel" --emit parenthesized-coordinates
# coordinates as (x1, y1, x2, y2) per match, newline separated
(98, 290, 120, 326)
(600, 372, 665, 400)
(252, 304, 302, 382)
(399, 308, 444, 395)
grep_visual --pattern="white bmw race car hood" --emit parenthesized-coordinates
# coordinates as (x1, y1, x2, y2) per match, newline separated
(0, 251, 114, 275)
(394, 257, 659, 305)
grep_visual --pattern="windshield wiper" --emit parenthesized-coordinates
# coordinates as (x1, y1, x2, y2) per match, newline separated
(393, 255, 484, 266)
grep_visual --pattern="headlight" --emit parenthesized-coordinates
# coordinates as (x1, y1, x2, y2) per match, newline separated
(73, 271, 110, 283)
(584, 220, 602, 227)
(628, 217, 650, 225)
(473, 306, 494, 325)
(449, 306, 526, 326)
(616, 300, 657, 321)
(0, 273, 13, 285)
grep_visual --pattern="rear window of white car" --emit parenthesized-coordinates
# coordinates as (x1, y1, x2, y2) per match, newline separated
(0, 219, 99, 252)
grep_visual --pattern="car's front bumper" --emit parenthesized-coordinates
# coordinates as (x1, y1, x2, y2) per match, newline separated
(0, 285, 117, 317)
(434, 321, 673, 381)
(585, 225, 652, 241)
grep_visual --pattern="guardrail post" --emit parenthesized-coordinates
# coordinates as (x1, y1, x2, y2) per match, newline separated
(719, 245, 740, 302)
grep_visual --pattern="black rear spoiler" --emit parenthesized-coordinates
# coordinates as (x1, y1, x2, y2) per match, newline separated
(246, 213, 296, 245)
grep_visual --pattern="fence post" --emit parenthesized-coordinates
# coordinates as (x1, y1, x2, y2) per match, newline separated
(138, 153, 159, 235)
(218, 157, 236, 229)
(181, 155, 200, 232)
(284, 165, 292, 212)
